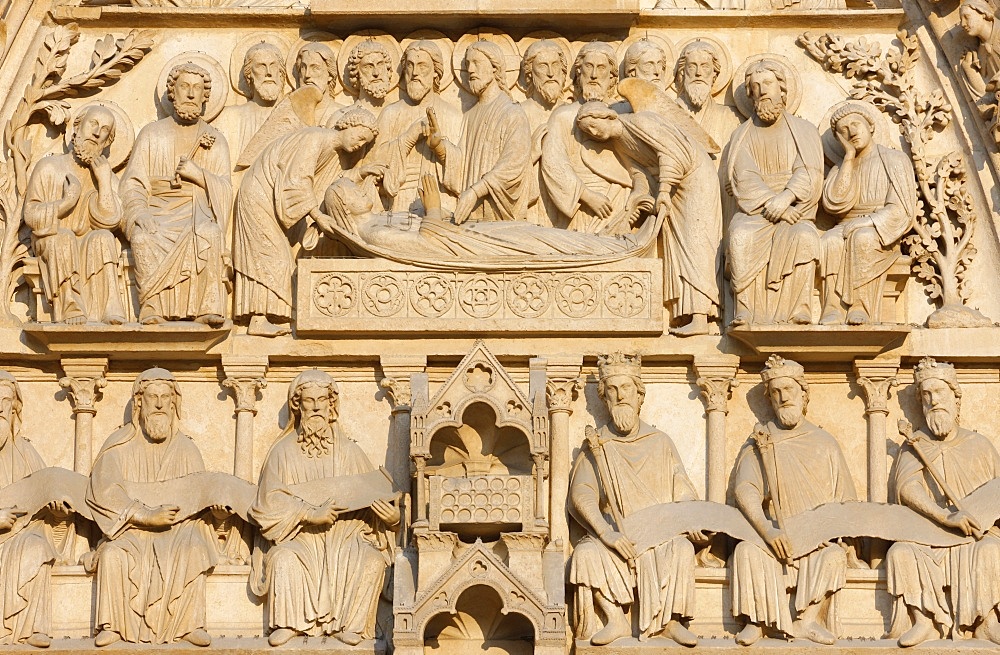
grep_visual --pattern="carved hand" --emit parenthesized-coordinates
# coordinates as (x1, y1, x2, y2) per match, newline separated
(60, 174, 83, 216)
(835, 129, 857, 160)
(357, 164, 387, 182)
(841, 216, 868, 239)
(601, 529, 637, 562)
(208, 503, 232, 521)
(371, 498, 401, 526)
(764, 526, 793, 563)
(175, 157, 206, 188)
(655, 191, 671, 219)
(0, 506, 25, 531)
(779, 206, 802, 224)
(762, 190, 795, 223)
(581, 189, 613, 219)
(944, 509, 983, 539)
(424, 107, 443, 153)
(46, 500, 71, 519)
(452, 189, 478, 225)
(305, 499, 345, 527)
(135, 504, 180, 528)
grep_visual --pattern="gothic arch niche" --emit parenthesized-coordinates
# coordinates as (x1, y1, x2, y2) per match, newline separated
(428, 401, 533, 478)
(423, 584, 534, 655)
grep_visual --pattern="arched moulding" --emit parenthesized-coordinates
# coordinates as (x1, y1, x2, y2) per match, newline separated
(820, 99, 897, 165)
(453, 28, 520, 93)
(732, 52, 802, 118)
(400, 30, 455, 92)
(63, 100, 135, 170)
(285, 31, 343, 95)
(229, 33, 292, 98)
(517, 31, 573, 94)
(617, 31, 675, 92)
(339, 30, 402, 98)
(673, 35, 733, 96)
(156, 51, 229, 122)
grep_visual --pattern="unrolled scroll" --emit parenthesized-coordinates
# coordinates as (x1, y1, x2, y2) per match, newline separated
(288, 467, 396, 513)
(123, 471, 258, 522)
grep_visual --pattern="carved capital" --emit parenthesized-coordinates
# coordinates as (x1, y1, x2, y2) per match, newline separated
(696, 376, 739, 414)
(545, 377, 582, 413)
(223, 377, 266, 414)
(381, 376, 412, 411)
(855, 359, 900, 416)
(59, 375, 106, 415)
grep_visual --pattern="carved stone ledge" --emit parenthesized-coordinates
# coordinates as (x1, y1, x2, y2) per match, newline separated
(17, 638, 387, 653)
(23, 322, 232, 355)
(728, 324, 911, 361)
(572, 639, 994, 654)
(296, 258, 663, 335)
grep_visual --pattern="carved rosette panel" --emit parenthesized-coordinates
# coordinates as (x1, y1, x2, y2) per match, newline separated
(298, 259, 662, 333)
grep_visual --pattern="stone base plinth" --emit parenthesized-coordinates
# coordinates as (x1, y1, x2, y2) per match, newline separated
(0, 638, 385, 653)
(575, 638, 998, 654)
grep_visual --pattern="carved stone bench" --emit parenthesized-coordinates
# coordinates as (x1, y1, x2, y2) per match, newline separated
(21, 249, 137, 323)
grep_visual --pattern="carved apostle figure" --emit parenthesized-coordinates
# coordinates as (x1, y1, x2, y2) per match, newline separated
(519, 39, 568, 225)
(674, 41, 741, 151)
(250, 370, 399, 647)
(87, 368, 220, 647)
(293, 43, 345, 128)
(726, 60, 823, 326)
(234, 108, 378, 336)
(542, 42, 633, 233)
(442, 40, 531, 224)
(369, 40, 462, 214)
(730, 355, 858, 646)
(0, 372, 79, 648)
(820, 102, 916, 325)
(215, 41, 287, 169)
(958, 0, 1000, 108)
(121, 62, 231, 327)
(344, 40, 395, 118)
(622, 39, 668, 89)
(575, 98, 722, 335)
(885, 358, 1000, 646)
(569, 353, 702, 646)
(24, 104, 127, 325)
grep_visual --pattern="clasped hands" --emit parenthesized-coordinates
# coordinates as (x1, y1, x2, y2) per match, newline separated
(302, 497, 400, 528)
(762, 189, 801, 224)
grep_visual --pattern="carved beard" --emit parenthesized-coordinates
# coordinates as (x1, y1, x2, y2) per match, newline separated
(683, 79, 712, 110)
(255, 79, 281, 103)
(536, 79, 563, 105)
(581, 81, 607, 102)
(298, 414, 334, 458)
(406, 77, 431, 103)
(775, 404, 803, 429)
(610, 404, 638, 435)
(142, 411, 173, 443)
(72, 133, 104, 166)
(173, 103, 203, 123)
(754, 97, 784, 125)
(364, 78, 391, 100)
(926, 408, 956, 438)
(469, 75, 491, 97)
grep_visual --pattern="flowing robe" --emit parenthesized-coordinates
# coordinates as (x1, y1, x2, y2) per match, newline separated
(443, 91, 531, 222)
(249, 428, 392, 637)
(0, 437, 72, 643)
(233, 127, 347, 322)
(520, 96, 564, 227)
(684, 98, 741, 155)
(726, 113, 823, 323)
(541, 102, 630, 232)
(568, 422, 699, 639)
(886, 428, 1000, 632)
(369, 94, 462, 214)
(730, 420, 857, 634)
(821, 144, 916, 319)
(121, 118, 231, 322)
(23, 154, 125, 323)
(607, 111, 722, 319)
(87, 427, 218, 643)
(214, 101, 277, 171)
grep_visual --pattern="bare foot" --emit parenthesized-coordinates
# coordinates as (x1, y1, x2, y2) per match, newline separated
(974, 609, 1000, 645)
(141, 314, 165, 326)
(846, 306, 870, 325)
(790, 312, 812, 325)
(104, 315, 126, 325)
(664, 619, 698, 647)
(195, 314, 225, 328)
(591, 606, 630, 646)
(26, 633, 51, 648)
(735, 622, 762, 646)
(64, 314, 87, 326)
(248, 315, 291, 337)
(268, 627, 297, 647)
(819, 308, 845, 325)
(182, 628, 211, 647)
(793, 618, 836, 645)
(672, 314, 709, 337)
(729, 314, 749, 328)
(335, 631, 363, 646)
(900, 610, 939, 647)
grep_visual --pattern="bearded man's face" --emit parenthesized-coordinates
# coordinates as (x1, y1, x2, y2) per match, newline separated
(921, 378, 959, 439)
(748, 69, 785, 125)
(140, 381, 176, 443)
(767, 377, 805, 429)
(680, 49, 716, 110)
(296, 384, 335, 457)
(602, 374, 643, 436)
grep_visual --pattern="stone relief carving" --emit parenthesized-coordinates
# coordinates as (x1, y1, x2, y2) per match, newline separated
(121, 61, 231, 327)
(674, 38, 741, 153)
(234, 107, 377, 336)
(340, 34, 400, 119)
(886, 358, 1000, 647)
(819, 101, 916, 325)
(726, 56, 823, 327)
(730, 356, 861, 646)
(957, 0, 1000, 141)
(249, 370, 399, 646)
(569, 353, 703, 646)
(23, 103, 127, 325)
(87, 368, 230, 646)
(619, 34, 673, 91)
